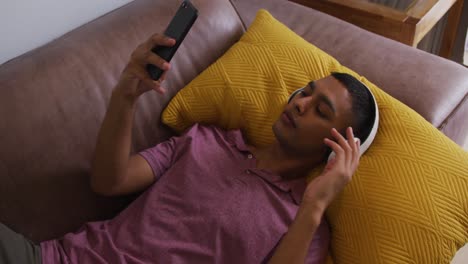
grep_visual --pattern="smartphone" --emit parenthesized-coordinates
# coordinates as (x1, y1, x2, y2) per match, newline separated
(146, 0, 198, 80)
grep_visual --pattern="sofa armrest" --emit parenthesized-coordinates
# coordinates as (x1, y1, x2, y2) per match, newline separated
(231, 0, 468, 149)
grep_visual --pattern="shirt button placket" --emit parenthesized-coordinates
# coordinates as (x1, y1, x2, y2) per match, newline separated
(245, 153, 254, 175)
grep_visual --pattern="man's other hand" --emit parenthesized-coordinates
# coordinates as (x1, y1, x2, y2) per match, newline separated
(116, 33, 176, 101)
(302, 127, 360, 221)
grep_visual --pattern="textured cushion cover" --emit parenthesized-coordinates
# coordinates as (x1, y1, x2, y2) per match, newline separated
(162, 9, 468, 263)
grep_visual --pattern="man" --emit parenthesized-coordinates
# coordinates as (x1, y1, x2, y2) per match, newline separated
(1, 33, 371, 264)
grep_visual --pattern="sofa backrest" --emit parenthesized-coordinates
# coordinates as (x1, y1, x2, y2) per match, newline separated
(0, 0, 244, 242)
(232, 0, 468, 149)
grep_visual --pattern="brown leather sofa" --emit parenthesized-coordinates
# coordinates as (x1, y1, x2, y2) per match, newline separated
(0, 0, 467, 245)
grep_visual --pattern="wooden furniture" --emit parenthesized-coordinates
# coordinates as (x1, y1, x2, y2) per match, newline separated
(289, 0, 464, 58)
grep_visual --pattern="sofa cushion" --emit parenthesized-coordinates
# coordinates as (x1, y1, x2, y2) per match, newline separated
(162, 9, 468, 263)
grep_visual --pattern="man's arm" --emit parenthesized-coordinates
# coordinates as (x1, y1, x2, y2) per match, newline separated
(269, 127, 360, 264)
(269, 204, 324, 264)
(90, 33, 175, 196)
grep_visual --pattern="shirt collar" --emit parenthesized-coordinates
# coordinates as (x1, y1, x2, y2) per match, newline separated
(226, 128, 250, 152)
(255, 171, 307, 205)
(227, 128, 307, 205)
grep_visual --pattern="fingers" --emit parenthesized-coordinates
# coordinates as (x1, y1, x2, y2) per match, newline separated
(131, 66, 157, 90)
(323, 157, 336, 173)
(131, 42, 171, 74)
(347, 127, 360, 170)
(346, 127, 357, 166)
(325, 127, 360, 168)
(324, 137, 343, 159)
(125, 33, 174, 89)
(129, 65, 165, 94)
(144, 53, 171, 71)
(354, 137, 361, 170)
(145, 33, 176, 50)
(331, 128, 352, 160)
(346, 127, 355, 150)
(320, 127, 361, 193)
(159, 71, 168, 82)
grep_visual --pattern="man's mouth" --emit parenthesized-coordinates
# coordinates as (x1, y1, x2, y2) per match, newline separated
(281, 111, 296, 128)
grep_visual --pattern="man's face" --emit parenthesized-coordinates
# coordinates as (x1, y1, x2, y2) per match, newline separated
(272, 75, 354, 158)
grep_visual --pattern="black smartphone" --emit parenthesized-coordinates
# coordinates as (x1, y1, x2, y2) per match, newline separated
(146, 1, 198, 80)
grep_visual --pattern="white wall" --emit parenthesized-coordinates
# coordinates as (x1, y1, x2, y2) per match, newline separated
(0, 0, 134, 65)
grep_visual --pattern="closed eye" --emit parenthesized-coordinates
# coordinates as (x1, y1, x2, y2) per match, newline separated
(316, 105, 328, 119)
(299, 89, 327, 118)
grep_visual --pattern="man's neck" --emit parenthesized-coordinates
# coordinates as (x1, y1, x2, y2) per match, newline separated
(247, 142, 323, 179)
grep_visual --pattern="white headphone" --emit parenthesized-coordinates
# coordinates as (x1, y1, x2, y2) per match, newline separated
(287, 81, 379, 161)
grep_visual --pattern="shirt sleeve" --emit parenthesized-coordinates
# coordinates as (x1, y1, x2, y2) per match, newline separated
(306, 218, 331, 264)
(138, 136, 181, 180)
(139, 123, 219, 180)
(138, 124, 200, 180)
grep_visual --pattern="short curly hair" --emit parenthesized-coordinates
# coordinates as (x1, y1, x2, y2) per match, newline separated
(331, 72, 376, 143)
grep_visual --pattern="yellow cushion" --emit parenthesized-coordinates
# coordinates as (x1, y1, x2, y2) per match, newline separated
(162, 9, 468, 263)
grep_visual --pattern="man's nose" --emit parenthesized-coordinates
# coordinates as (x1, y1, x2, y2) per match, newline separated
(294, 97, 312, 115)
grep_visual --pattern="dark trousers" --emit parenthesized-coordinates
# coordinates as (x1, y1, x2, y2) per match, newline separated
(0, 223, 41, 264)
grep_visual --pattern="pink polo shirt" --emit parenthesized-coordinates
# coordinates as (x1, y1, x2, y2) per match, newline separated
(41, 124, 329, 263)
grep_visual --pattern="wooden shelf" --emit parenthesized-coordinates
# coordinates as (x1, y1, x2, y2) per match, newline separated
(290, 0, 464, 58)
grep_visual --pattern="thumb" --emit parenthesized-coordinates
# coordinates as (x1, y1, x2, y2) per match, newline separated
(324, 158, 336, 173)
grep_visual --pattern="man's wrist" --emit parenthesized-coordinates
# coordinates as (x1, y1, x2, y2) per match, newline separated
(112, 86, 139, 107)
(297, 202, 326, 228)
